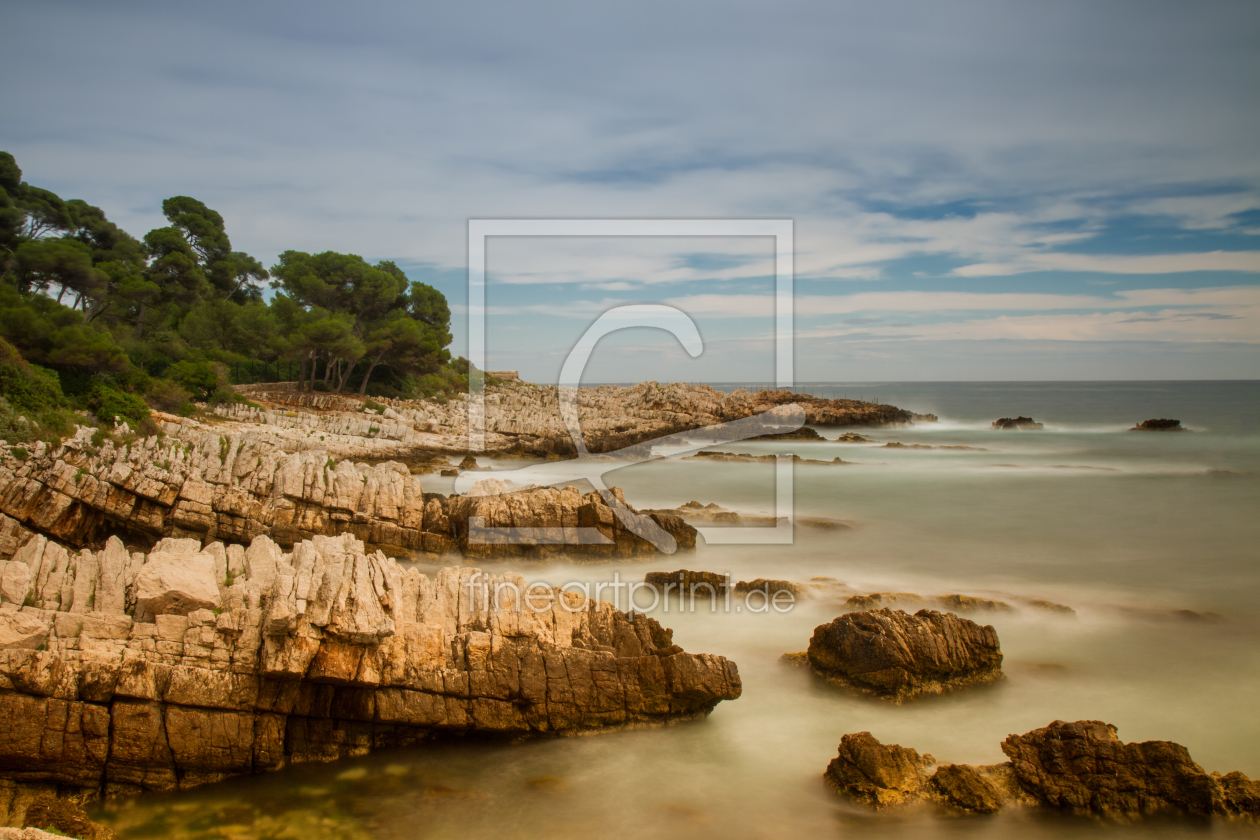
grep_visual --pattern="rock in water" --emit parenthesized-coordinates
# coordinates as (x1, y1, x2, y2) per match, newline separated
(1001, 720, 1260, 817)
(823, 722, 1260, 819)
(0, 532, 741, 797)
(928, 764, 1004, 814)
(643, 569, 729, 597)
(824, 731, 933, 807)
(806, 608, 1004, 701)
(1131, 418, 1185, 431)
(991, 417, 1044, 430)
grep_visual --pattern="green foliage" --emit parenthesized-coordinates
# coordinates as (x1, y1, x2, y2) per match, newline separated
(145, 379, 193, 415)
(164, 360, 228, 401)
(10, 445, 28, 460)
(87, 384, 151, 427)
(0, 336, 66, 414)
(1, 150, 457, 409)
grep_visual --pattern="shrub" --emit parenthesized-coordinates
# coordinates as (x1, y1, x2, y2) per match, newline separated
(146, 380, 194, 415)
(0, 397, 33, 444)
(0, 337, 67, 415)
(164, 360, 229, 401)
(87, 384, 151, 428)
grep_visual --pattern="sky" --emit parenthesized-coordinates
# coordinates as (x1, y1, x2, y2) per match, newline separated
(2, 0, 1258, 383)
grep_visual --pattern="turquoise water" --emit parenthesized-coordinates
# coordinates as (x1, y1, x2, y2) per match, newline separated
(97, 382, 1260, 838)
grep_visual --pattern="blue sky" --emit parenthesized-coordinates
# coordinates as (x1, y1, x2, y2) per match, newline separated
(3, 0, 1258, 381)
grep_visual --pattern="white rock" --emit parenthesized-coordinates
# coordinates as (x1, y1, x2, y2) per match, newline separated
(244, 535, 282, 589)
(0, 610, 50, 649)
(134, 551, 221, 616)
(0, 560, 31, 606)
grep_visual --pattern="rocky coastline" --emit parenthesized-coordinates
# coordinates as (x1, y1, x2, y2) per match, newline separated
(0, 417, 695, 560)
(0, 530, 741, 800)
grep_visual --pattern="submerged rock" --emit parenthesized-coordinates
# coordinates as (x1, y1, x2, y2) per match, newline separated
(0, 532, 741, 798)
(805, 608, 1004, 701)
(992, 417, 1044, 430)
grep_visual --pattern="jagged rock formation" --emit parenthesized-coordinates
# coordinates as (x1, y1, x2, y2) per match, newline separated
(223, 381, 923, 459)
(824, 724, 1260, 819)
(0, 532, 740, 797)
(1001, 720, 1260, 817)
(0, 420, 695, 559)
(1131, 419, 1185, 431)
(805, 608, 1004, 701)
(992, 417, 1044, 430)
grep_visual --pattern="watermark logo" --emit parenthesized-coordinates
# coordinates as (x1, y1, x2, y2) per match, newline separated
(463, 219, 797, 551)
(463, 571, 797, 615)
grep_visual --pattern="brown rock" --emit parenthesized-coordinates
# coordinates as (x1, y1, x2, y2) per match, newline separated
(806, 608, 1003, 701)
(823, 731, 931, 807)
(929, 763, 1003, 814)
(0, 533, 740, 798)
(643, 569, 728, 597)
(1001, 720, 1258, 817)
(22, 794, 115, 840)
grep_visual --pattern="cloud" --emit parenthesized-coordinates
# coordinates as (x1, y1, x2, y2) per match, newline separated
(955, 250, 1260, 277)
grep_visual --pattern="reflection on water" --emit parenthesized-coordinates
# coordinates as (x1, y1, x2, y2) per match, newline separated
(95, 382, 1260, 839)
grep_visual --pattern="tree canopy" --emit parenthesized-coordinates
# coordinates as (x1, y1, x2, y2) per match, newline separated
(0, 151, 456, 424)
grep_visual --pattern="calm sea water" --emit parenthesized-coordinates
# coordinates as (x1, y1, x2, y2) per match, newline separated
(96, 382, 1260, 839)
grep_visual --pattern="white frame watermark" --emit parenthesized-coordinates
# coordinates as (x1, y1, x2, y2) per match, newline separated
(465, 219, 797, 547)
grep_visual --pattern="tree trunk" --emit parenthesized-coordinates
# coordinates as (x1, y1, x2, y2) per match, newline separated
(134, 301, 147, 339)
(298, 356, 308, 391)
(56, 285, 67, 304)
(358, 358, 381, 395)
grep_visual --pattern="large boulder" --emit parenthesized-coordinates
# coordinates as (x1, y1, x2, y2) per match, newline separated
(133, 551, 221, 616)
(806, 608, 1003, 701)
(1001, 720, 1260, 817)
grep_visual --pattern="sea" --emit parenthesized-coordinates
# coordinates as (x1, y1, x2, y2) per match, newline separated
(95, 381, 1260, 839)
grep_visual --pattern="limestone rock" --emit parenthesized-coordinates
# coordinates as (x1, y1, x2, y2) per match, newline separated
(0, 612, 49, 650)
(133, 552, 221, 616)
(0, 532, 741, 798)
(806, 608, 1003, 701)
(734, 579, 802, 599)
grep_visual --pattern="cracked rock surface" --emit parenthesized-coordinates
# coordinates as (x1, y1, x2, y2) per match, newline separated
(0, 531, 740, 796)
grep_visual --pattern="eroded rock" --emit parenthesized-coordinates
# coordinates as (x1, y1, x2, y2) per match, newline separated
(0, 532, 741, 798)
(805, 608, 1004, 701)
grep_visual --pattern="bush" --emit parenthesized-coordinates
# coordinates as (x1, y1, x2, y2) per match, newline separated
(0, 397, 34, 444)
(164, 360, 229, 401)
(146, 379, 194, 415)
(87, 384, 151, 428)
(0, 337, 67, 415)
